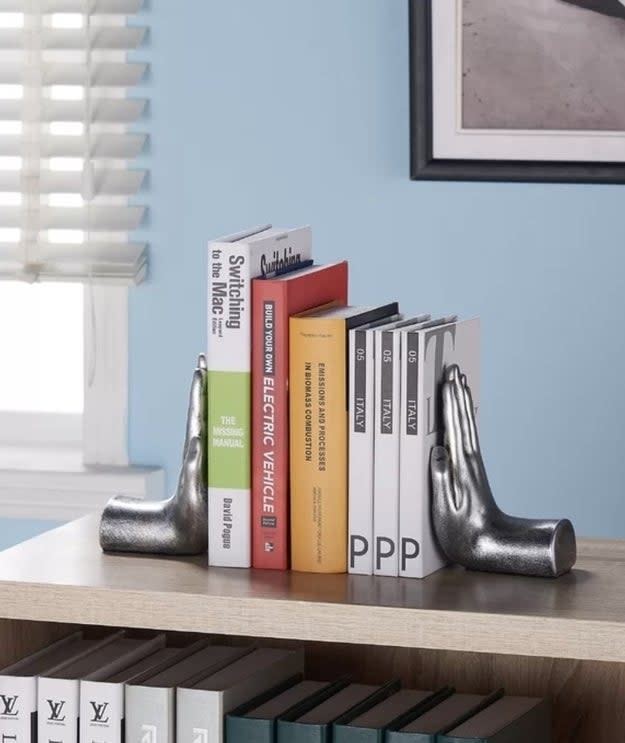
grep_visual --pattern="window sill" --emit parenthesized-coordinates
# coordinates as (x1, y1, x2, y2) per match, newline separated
(0, 446, 165, 520)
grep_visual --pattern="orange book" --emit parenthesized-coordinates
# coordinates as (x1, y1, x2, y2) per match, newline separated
(251, 262, 348, 570)
(289, 303, 399, 573)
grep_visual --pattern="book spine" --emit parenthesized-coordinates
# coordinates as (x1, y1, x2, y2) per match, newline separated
(226, 717, 274, 743)
(385, 731, 435, 743)
(373, 330, 401, 576)
(125, 687, 174, 743)
(251, 282, 288, 570)
(0, 676, 36, 743)
(207, 241, 253, 568)
(414, 321, 483, 578)
(334, 727, 383, 743)
(176, 689, 222, 743)
(398, 331, 426, 579)
(277, 720, 331, 743)
(79, 682, 123, 743)
(37, 679, 79, 743)
(290, 318, 348, 573)
(348, 329, 374, 575)
(178, 655, 303, 743)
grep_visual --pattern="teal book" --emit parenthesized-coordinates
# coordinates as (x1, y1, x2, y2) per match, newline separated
(440, 696, 550, 743)
(385, 692, 503, 743)
(278, 681, 400, 743)
(334, 688, 452, 743)
(226, 678, 348, 743)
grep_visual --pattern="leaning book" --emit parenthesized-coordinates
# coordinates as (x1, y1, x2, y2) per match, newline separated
(207, 225, 313, 568)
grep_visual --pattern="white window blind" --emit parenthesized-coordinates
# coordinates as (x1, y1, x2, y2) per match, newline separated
(0, 0, 147, 284)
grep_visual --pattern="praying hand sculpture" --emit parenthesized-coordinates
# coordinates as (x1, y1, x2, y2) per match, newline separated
(99, 355, 208, 555)
(430, 365, 576, 578)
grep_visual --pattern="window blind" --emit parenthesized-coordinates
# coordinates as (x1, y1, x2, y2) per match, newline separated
(0, 0, 148, 284)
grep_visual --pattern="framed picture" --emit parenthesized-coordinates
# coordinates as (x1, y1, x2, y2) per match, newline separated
(410, 0, 625, 183)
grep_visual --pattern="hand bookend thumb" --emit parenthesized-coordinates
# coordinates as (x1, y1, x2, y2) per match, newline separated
(431, 365, 576, 578)
(99, 355, 208, 555)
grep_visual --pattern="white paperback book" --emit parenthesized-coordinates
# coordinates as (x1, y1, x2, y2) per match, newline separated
(347, 313, 405, 575)
(372, 316, 430, 576)
(177, 648, 304, 743)
(79, 635, 166, 743)
(125, 643, 250, 743)
(398, 317, 480, 578)
(0, 632, 92, 743)
(207, 225, 313, 568)
(38, 633, 159, 743)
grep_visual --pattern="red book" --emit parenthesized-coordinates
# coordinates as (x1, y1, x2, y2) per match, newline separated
(251, 261, 349, 569)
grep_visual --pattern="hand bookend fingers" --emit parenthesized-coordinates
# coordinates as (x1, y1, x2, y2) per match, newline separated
(431, 364, 577, 578)
(460, 373, 479, 452)
(442, 376, 464, 469)
(430, 446, 456, 514)
(99, 358, 208, 555)
(448, 366, 475, 456)
(183, 356, 207, 459)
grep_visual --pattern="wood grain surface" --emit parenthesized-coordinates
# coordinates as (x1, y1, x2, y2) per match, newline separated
(0, 517, 624, 662)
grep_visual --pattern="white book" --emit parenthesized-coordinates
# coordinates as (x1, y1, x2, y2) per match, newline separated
(347, 314, 407, 575)
(0, 633, 91, 743)
(79, 635, 165, 743)
(125, 644, 250, 743)
(177, 648, 304, 743)
(398, 317, 480, 578)
(38, 634, 156, 743)
(372, 316, 429, 576)
(207, 224, 313, 568)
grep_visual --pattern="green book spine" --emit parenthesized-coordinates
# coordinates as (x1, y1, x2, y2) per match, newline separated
(334, 726, 385, 743)
(277, 720, 331, 743)
(226, 717, 275, 743)
(385, 732, 435, 743)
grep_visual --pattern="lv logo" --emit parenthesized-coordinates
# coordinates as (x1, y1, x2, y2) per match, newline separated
(0, 695, 18, 717)
(89, 702, 109, 724)
(47, 700, 66, 722)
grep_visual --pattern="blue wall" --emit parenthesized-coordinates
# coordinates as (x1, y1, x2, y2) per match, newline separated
(128, 0, 625, 538)
(4, 0, 623, 551)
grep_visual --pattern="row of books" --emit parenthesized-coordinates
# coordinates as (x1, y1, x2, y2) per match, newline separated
(0, 631, 550, 743)
(0, 630, 302, 743)
(205, 225, 480, 577)
(228, 682, 549, 743)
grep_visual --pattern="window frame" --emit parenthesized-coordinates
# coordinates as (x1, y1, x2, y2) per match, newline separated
(0, 284, 165, 519)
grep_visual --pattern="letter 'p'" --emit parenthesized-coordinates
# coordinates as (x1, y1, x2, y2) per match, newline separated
(375, 537, 395, 570)
(400, 538, 420, 571)
(349, 535, 368, 568)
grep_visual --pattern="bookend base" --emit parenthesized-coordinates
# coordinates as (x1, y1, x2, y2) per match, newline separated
(99, 356, 208, 556)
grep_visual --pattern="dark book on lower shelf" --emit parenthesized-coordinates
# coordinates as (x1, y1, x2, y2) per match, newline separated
(334, 688, 453, 743)
(385, 692, 503, 743)
(439, 696, 551, 743)
(226, 678, 349, 743)
(277, 680, 400, 743)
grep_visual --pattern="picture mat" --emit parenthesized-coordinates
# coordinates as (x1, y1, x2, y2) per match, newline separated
(431, 0, 625, 162)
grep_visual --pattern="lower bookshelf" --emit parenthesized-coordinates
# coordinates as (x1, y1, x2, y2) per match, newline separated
(0, 517, 624, 742)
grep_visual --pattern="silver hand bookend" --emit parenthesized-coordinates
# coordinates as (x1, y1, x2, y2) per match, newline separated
(431, 365, 576, 578)
(99, 355, 208, 555)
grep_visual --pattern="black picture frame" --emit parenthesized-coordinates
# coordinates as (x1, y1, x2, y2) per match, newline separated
(409, 0, 625, 184)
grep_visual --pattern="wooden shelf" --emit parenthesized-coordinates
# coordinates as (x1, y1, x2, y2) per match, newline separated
(0, 516, 623, 663)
